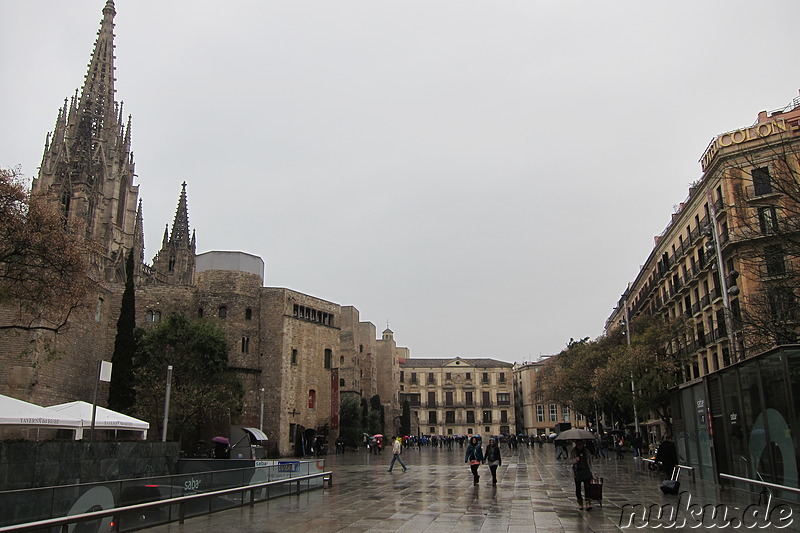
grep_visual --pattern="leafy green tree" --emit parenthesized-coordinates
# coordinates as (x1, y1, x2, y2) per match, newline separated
(339, 395, 364, 447)
(360, 397, 369, 430)
(598, 315, 690, 432)
(368, 394, 385, 435)
(539, 336, 608, 421)
(543, 316, 690, 434)
(108, 249, 136, 412)
(133, 314, 244, 449)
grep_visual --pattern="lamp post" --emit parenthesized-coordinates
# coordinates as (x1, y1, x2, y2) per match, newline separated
(623, 287, 641, 437)
(162, 365, 173, 442)
(259, 387, 265, 431)
(90, 360, 112, 443)
(705, 191, 739, 362)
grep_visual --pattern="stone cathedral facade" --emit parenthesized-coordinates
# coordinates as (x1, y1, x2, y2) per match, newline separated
(1, 1, 408, 456)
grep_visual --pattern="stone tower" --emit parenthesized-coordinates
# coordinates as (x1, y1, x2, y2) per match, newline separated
(151, 183, 196, 285)
(31, 0, 140, 283)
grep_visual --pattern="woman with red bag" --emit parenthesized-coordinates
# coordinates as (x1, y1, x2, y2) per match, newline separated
(464, 436, 484, 485)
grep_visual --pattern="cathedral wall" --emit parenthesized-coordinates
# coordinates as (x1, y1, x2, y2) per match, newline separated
(0, 285, 120, 407)
(137, 273, 266, 428)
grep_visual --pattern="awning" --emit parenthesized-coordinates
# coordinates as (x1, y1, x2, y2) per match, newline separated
(0, 394, 81, 429)
(44, 401, 149, 440)
(242, 427, 268, 442)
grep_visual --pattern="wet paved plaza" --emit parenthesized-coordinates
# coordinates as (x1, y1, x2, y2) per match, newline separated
(145, 443, 793, 532)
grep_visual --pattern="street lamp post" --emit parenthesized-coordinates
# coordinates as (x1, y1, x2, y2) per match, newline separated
(259, 387, 265, 431)
(705, 191, 739, 362)
(162, 365, 173, 442)
(623, 288, 640, 437)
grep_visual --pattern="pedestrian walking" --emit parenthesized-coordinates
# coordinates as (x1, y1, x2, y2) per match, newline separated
(484, 437, 502, 485)
(599, 434, 610, 459)
(570, 440, 594, 510)
(555, 441, 569, 459)
(655, 434, 678, 475)
(387, 437, 407, 472)
(633, 433, 643, 458)
(464, 436, 484, 485)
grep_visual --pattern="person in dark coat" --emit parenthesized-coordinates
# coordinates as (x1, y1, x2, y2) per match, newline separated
(570, 440, 593, 510)
(655, 434, 678, 474)
(464, 436, 485, 485)
(484, 437, 502, 485)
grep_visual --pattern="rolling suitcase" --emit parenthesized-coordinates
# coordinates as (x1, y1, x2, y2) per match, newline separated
(660, 466, 681, 495)
(586, 477, 603, 505)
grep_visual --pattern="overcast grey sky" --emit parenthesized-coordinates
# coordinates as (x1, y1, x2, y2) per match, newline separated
(2, 1, 799, 363)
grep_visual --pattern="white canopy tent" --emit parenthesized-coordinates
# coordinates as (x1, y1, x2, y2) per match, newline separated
(44, 401, 149, 440)
(0, 394, 82, 439)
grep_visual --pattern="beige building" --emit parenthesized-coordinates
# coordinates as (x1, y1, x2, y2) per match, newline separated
(513, 358, 588, 437)
(605, 93, 800, 436)
(608, 94, 800, 374)
(399, 357, 515, 437)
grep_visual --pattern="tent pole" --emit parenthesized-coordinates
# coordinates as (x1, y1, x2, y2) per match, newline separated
(90, 360, 101, 443)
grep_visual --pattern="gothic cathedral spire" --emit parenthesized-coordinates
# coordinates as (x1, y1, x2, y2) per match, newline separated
(32, 0, 138, 283)
(151, 183, 196, 286)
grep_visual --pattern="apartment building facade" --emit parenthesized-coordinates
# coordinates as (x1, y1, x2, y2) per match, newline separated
(605, 93, 800, 483)
(399, 357, 515, 437)
(513, 359, 588, 437)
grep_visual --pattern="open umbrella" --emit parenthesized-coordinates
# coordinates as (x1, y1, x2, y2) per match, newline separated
(373, 434, 383, 438)
(211, 436, 229, 444)
(555, 428, 596, 441)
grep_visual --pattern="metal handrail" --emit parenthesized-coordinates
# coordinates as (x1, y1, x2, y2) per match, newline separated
(0, 471, 333, 533)
(719, 473, 800, 496)
(638, 459, 695, 482)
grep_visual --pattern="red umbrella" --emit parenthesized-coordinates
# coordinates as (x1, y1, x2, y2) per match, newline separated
(212, 436, 229, 445)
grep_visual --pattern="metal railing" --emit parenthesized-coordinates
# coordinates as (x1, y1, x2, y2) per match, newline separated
(719, 472, 800, 498)
(639, 459, 695, 483)
(0, 471, 332, 533)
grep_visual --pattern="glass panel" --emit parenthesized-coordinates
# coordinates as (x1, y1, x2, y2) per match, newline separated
(785, 349, 800, 499)
(721, 370, 748, 478)
(678, 387, 695, 470)
(738, 361, 766, 480)
(758, 352, 797, 488)
(694, 388, 713, 481)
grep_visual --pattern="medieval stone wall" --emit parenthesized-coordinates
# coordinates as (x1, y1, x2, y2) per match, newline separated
(0, 284, 120, 407)
(260, 288, 340, 455)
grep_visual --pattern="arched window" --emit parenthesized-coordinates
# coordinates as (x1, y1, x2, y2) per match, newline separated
(308, 389, 316, 409)
(218, 306, 227, 319)
(198, 308, 204, 318)
(245, 308, 252, 320)
(340, 378, 345, 387)
(168, 255, 175, 272)
(339, 356, 345, 365)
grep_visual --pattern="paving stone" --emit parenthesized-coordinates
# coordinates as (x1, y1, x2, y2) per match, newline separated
(142, 444, 793, 532)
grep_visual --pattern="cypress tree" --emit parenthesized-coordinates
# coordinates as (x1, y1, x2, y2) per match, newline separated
(108, 249, 137, 412)
(400, 400, 411, 436)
